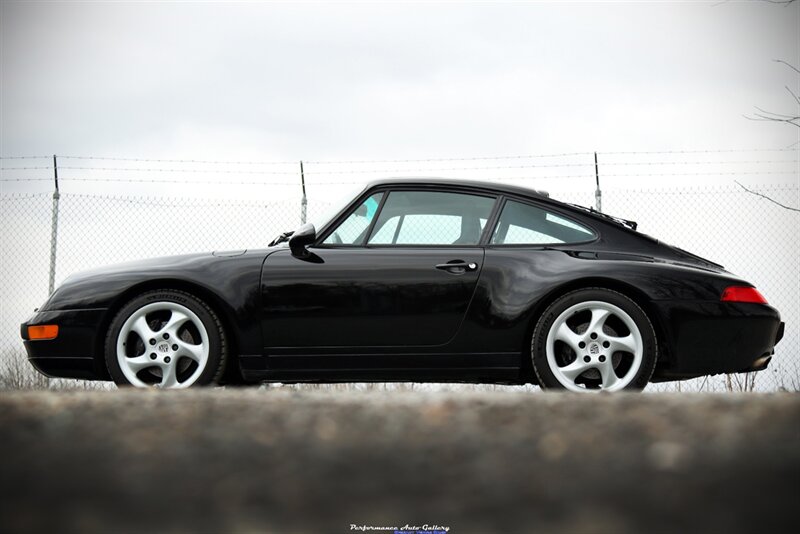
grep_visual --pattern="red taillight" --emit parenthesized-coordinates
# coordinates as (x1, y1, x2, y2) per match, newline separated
(721, 286, 768, 304)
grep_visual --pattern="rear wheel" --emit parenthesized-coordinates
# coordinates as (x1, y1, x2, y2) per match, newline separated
(104, 290, 227, 388)
(531, 288, 657, 392)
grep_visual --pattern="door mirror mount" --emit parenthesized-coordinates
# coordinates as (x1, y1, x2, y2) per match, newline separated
(289, 223, 316, 258)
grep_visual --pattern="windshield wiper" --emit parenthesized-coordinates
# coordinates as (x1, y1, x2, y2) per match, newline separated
(568, 204, 638, 231)
(269, 230, 294, 247)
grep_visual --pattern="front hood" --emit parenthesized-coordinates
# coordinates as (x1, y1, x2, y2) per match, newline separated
(61, 252, 215, 286)
(60, 249, 275, 286)
(43, 248, 275, 311)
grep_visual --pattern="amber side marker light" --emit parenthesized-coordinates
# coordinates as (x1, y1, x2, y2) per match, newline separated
(28, 325, 59, 340)
(721, 286, 768, 304)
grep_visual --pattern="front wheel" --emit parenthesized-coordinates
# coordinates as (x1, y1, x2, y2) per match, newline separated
(104, 290, 227, 388)
(531, 288, 657, 392)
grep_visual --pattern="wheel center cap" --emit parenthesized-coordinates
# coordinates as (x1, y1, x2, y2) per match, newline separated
(589, 342, 601, 355)
(157, 342, 170, 353)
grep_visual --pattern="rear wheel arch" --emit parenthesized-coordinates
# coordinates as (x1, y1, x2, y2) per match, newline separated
(521, 277, 672, 376)
(95, 279, 244, 384)
(531, 286, 658, 391)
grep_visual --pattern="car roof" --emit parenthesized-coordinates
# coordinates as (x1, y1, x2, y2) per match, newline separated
(365, 177, 551, 200)
(364, 177, 643, 235)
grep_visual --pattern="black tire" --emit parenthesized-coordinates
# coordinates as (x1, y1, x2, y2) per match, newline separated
(531, 288, 657, 392)
(104, 289, 227, 388)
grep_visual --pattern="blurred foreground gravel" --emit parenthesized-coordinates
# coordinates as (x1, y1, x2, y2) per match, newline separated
(1, 390, 798, 534)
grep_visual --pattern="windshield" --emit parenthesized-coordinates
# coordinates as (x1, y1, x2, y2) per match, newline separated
(268, 184, 370, 247)
(310, 183, 369, 232)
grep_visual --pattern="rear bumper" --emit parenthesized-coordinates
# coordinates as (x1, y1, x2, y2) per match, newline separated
(21, 308, 109, 380)
(652, 300, 783, 380)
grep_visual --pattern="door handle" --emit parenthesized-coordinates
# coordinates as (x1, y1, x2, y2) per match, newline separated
(435, 261, 479, 273)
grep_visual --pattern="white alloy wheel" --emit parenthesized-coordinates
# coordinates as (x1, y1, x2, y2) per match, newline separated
(545, 300, 644, 392)
(105, 290, 226, 388)
(532, 288, 657, 393)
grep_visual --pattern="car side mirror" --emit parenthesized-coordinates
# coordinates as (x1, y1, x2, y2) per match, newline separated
(289, 223, 316, 258)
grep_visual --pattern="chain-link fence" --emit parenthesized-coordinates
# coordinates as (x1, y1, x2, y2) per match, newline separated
(1, 152, 797, 391)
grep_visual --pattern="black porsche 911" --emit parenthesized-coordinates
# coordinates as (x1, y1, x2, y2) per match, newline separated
(21, 179, 783, 392)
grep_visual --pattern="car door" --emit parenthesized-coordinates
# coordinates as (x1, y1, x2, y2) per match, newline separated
(260, 188, 497, 352)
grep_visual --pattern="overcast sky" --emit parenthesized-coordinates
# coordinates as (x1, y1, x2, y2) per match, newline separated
(1, 1, 798, 164)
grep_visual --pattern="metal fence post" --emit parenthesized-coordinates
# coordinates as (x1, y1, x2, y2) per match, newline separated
(594, 151, 602, 213)
(299, 160, 307, 225)
(47, 155, 60, 295)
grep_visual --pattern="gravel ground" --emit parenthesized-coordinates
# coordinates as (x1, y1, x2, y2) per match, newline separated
(1, 390, 798, 534)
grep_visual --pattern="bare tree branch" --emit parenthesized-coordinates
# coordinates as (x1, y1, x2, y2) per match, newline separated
(785, 85, 800, 107)
(734, 181, 800, 212)
(753, 105, 799, 119)
(744, 110, 800, 127)
(762, 0, 797, 6)
(746, 60, 800, 128)
(775, 59, 800, 75)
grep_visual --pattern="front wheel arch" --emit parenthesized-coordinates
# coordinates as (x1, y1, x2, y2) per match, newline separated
(103, 288, 228, 388)
(94, 279, 243, 384)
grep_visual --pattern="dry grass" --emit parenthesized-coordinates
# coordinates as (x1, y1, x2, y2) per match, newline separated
(0, 353, 50, 390)
(1, 348, 796, 393)
(725, 372, 758, 392)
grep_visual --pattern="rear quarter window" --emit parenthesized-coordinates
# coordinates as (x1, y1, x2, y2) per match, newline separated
(492, 200, 596, 245)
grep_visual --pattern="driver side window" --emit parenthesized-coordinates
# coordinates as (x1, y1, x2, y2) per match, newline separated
(322, 193, 383, 245)
(367, 190, 494, 245)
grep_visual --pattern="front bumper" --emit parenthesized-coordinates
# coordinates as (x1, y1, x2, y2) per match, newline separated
(652, 300, 783, 380)
(21, 308, 109, 380)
